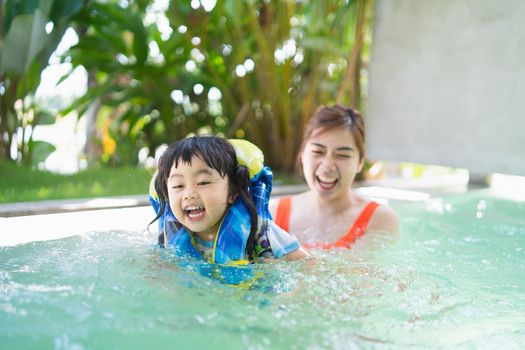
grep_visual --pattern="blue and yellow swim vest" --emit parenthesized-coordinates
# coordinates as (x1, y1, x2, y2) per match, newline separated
(149, 139, 277, 285)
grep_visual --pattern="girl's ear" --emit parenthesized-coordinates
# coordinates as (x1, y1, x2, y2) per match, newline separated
(227, 191, 238, 204)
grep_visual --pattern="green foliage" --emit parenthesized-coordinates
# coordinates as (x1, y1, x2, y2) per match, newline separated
(0, 160, 153, 203)
(0, 0, 84, 163)
(62, 0, 369, 171)
(0, 9, 48, 74)
(28, 140, 56, 164)
(61, 1, 181, 166)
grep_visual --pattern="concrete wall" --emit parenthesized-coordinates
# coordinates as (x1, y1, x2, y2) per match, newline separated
(366, 0, 525, 176)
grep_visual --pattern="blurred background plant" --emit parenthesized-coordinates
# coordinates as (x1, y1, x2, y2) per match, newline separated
(0, 0, 84, 165)
(1, 0, 376, 201)
(61, 0, 371, 171)
(2, 0, 371, 169)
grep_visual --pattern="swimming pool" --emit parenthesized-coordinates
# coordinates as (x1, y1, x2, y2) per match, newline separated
(1, 188, 524, 349)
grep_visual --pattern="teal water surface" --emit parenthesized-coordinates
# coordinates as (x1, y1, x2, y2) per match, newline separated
(1, 189, 524, 349)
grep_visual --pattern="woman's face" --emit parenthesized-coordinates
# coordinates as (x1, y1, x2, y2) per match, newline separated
(301, 127, 364, 200)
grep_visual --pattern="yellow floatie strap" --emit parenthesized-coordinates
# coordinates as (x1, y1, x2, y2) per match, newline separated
(228, 139, 264, 179)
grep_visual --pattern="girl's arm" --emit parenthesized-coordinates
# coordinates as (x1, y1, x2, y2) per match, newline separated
(284, 247, 310, 260)
(268, 197, 279, 218)
(263, 220, 310, 261)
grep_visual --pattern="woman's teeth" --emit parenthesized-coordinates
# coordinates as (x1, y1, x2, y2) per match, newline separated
(317, 175, 337, 183)
(316, 175, 337, 189)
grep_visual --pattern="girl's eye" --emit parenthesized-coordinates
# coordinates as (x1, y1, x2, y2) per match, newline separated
(337, 154, 351, 159)
(197, 181, 211, 186)
(171, 184, 183, 189)
(312, 149, 324, 155)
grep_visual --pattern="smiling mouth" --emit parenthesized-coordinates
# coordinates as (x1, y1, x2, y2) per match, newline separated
(316, 175, 338, 190)
(185, 206, 206, 221)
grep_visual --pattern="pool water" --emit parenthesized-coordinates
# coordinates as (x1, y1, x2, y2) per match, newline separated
(1, 189, 524, 349)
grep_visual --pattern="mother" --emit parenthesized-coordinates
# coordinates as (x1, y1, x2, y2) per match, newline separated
(269, 105, 398, 249)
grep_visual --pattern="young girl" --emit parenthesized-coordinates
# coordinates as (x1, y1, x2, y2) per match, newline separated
(270, 105, 398, 249)
(149, 136, 308, 275)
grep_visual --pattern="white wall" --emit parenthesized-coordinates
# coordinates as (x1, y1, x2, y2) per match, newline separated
(366, 0, 525, 176)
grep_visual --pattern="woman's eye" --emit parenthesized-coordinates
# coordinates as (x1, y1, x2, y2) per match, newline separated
(312, 150, 324, 155)
(197, 181, 211, 186)
(337, 154, 351, 159)
(171, 184, 183, 189)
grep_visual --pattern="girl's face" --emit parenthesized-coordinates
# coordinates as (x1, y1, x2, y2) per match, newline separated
(167, 155, 233, 237)
(301, 127, 364, 201)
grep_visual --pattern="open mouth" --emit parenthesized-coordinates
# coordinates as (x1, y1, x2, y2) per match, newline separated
(316, 175, 338, 191)
(184, 205, 206, 221)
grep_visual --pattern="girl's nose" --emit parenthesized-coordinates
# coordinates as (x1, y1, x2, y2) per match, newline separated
(184, 192, 198, 200)
(183, 186, 198, 200)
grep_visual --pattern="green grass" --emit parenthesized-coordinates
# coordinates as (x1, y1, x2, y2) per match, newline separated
(0, 161, 153, 203)
(0, 161, 305, 204)
(271, 170, 305, 186)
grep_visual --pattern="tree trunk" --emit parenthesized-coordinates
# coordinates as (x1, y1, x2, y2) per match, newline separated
(0, 75, 18, 162)
(0, 90, 10, 161)
(83, 98, 101, 166)
(336, 0, 368, 106)
(82, 68, 102, 166)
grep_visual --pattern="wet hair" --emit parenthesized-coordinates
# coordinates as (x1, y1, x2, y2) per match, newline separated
(151, 136, 258, 262)
(296, 104, 366, 174)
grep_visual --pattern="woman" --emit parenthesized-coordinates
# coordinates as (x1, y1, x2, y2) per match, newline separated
(269, 105, 398, 249)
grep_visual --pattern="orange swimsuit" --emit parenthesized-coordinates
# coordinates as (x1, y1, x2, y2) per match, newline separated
(274, 197, 379, 249)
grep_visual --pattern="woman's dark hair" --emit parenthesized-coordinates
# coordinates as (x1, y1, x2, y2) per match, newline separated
(151, 136, 258, 262)
(296, 104, 366, 174)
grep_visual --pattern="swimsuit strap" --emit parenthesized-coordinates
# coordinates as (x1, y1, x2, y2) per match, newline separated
(333, 201, 380, 248)
(274, 197, 292, 232)
(302, 201, 380, 250)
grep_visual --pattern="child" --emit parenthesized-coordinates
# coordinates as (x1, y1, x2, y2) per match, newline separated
(149, 136, 308, 278)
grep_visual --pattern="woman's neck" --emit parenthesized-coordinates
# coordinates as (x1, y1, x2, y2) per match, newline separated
(311, 189, 355, 216)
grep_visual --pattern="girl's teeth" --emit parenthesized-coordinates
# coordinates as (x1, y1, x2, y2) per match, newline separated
(186, 206, 205, 219)
(188, 210, 204, 219)
(186, 206, 203, 211)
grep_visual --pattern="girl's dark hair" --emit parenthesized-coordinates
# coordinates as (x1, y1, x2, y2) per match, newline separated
(296, 104, 366, 174)
(151, 136, 258, 262)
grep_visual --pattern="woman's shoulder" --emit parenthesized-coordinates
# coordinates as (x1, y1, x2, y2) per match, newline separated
(269, 191, 310, 217)
(367, 202, 398, 234)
